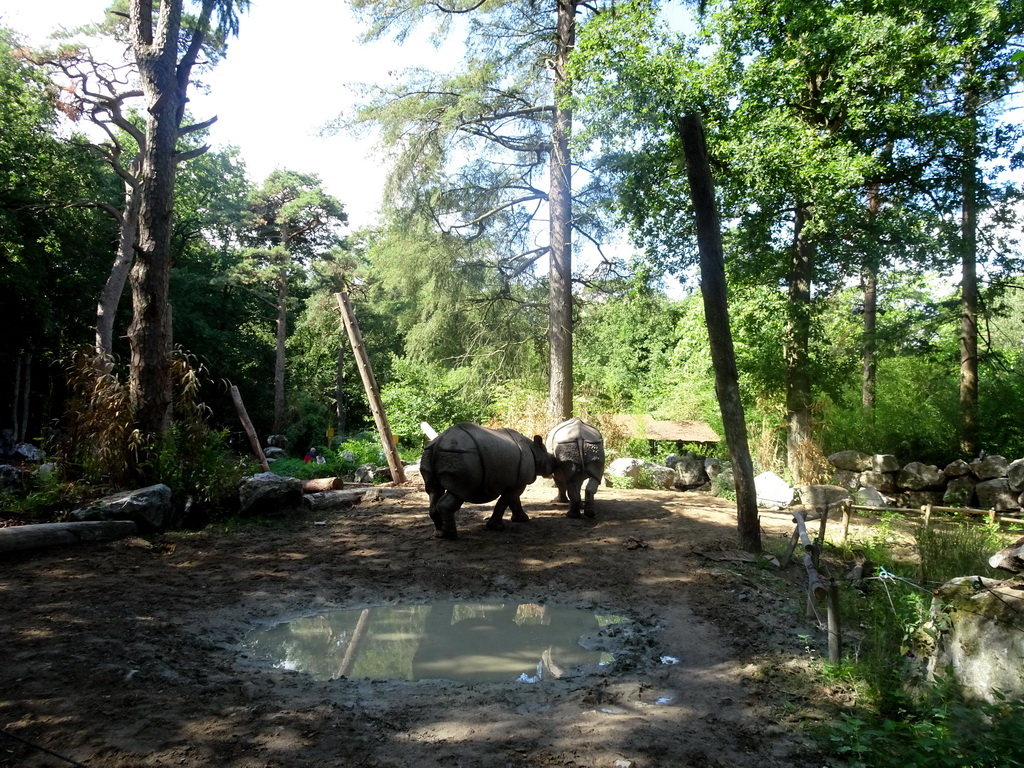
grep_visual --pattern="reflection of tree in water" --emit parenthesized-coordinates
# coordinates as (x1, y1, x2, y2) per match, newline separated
(412, 603, 611, 683)
(243, 604, 622, 683)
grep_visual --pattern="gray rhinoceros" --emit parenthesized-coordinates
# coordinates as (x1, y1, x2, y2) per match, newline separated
(545, 417, 605, 519)
(420, 423, 559, 540)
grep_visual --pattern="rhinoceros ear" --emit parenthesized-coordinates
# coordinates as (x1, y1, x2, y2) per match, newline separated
(533, 435, 544, 447)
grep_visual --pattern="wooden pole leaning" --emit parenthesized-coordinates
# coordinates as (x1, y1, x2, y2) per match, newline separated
(335, 291, 406, 484)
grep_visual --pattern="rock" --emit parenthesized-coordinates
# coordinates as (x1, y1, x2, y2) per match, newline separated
(897, 462, 944, 490)
(970, 455, 1008, 480)
(13, 442, 44, 462)
(894, 490, 943, 508)
(0, 464, 23, 493)
(854, 487, 887, 507)
(671, 454, 709, 489)
(830, 470, 860, 491)
(908, 577, 1024, 703)
(605, 458, 644, 486)
(716, 467, 735, 491)
(403, 463, 423, 483)
(795, 484, 851, 511)
(944, 459, 971, 478)
(975, 478, 1020, 511)
(354, 463, 377, 484)
(238, 473, 303, 516)
(34, 463, 56, 483)
(989, 537, 1024, 573)
(754, 471, 793, 508)
(871, 454, 900, 473)
(0, 429, 15, 457)
(363, 487, 409, 502)
(943, 476, 977, 507)
(266, 434, 289, 449)
(264, 447, 286, 459)
(644, 462, 676, 490)
(704, 458, 727, 480)
(1007, 459, 1024, 493)
(828, 450, 872, 472)
(69, 484, 174, 532)
(859, 470, 897, 494)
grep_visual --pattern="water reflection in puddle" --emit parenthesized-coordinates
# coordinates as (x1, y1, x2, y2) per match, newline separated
(244, 602, 626, 683)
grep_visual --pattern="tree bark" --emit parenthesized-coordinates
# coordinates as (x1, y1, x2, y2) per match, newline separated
(126, 0, 215, 447)
(786, 204, 815, 485)
(862, 183, 880, 416)
(677, 114, 761, 554)
(547, 0, 575, 422)
(96, 183, 140, 360)
(336, 335, 347, 438)
(127, 0, 187, 440)
(273, 259, 288, 435)
(959, 86, 980, 457)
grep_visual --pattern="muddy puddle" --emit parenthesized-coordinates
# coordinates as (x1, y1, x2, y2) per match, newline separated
(243, 602, 628, 683)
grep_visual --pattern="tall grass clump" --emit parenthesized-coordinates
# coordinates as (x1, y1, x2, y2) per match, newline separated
(61, 348, 248, 504)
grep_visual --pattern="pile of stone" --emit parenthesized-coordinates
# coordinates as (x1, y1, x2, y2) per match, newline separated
(828, 450, 1024, 512)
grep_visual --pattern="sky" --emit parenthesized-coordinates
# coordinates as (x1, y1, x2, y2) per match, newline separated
(0, 0, 465, 229)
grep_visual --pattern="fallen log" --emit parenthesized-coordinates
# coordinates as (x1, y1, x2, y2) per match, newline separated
(302, 477, 345, 493)
(0, 520, 138, 554)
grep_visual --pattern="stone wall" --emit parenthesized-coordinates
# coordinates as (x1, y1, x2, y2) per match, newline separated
(828, 450, 1024, 512)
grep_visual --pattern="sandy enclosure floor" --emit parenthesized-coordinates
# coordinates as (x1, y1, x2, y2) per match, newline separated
(1, 481, 839, 767)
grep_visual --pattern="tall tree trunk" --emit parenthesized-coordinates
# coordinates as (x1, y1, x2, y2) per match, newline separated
(786, 204, 815, 485)
(126, 0, 215, 449)
(96, 183, 140, 362)
(547, 0, 575, 422)
(861, 183, 880, 418)
(959, 88, 980, 457)
(336, 334, 347, 438)
(127, 0, 187, 440)
(273, 263, 288, 435)
(678, 115, 760, 553)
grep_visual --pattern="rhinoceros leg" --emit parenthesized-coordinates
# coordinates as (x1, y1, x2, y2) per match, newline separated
(486, 488, 530, 530)
(582, 475, 599, 518)
(432, 491, 463, 540)
(565, 481, 583, 519)
(552, 478, 569, 504)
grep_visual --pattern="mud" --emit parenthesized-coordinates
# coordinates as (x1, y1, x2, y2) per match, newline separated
(1, 481, 835, 767)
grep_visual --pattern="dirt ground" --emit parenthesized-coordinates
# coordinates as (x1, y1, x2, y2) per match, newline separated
(1, 480, 848, 768)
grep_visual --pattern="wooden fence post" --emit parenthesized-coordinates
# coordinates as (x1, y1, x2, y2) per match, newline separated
(335, 292, 406, 484)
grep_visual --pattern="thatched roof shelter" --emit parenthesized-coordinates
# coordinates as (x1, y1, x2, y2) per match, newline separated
(604, 415, 721, 445)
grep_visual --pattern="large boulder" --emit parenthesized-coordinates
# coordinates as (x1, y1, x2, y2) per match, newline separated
(989, 537, 1024, 573)
(897, 462, 944, 491)
(944, 459, 971, 478)
(671, 454, 709, 489)
(755, 471, 793, 508)
(908, 577, 1024, 703)
(859, 470, 897, 494)
(1007, 459, 1024, 493)
(13, 442, 44, 462)
(828, 450, 872, 472)
(975, 478, 1020, 512)
(830, 470, 860, 491)
(895, 490, 943, 508)
(69, 484, 174, 532)
(0, 464, 23, 493)
(238, 473, 303, 516)
(943, 476, 977, 507)
(795, 484, 852, 512)
(605, 457, 643, 486)
(970, 455, 1008, 481)
(704, 458, 727, 479)
(871, 454, 900, 473)
(854, 486, 888, 508)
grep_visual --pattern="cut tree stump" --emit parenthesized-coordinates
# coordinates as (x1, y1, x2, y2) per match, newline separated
(0, 521, 139, 554)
